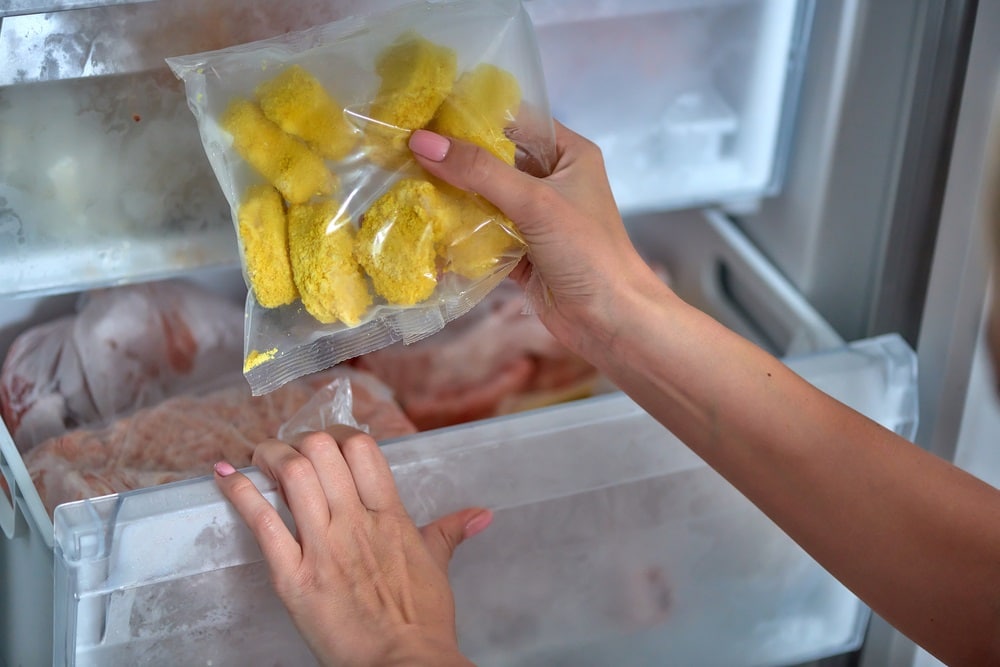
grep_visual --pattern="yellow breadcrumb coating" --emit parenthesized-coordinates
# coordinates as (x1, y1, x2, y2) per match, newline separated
(244, 347, 277, 373)
(426, 177, 523, 279)
(288, 200, 372, 325)
(237, 184, 298, 308)
(365, 34, 457, 168)
(356, 179, 440, 305)
(437, 190, 524, 279)
(429, 63, 521, 165)
(222, 98, 336, 204)
(255, 65, 357, 160)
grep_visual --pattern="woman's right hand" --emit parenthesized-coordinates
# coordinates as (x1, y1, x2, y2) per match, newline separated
(409, 122, 666, 359)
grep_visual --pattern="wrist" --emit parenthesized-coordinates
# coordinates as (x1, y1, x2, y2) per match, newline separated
(568, 264, 680, 370)
(379, 631, 473, 667)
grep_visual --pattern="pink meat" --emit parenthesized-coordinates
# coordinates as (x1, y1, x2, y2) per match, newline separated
(24, 369, 416, 516)
(353, 280, 599, 430)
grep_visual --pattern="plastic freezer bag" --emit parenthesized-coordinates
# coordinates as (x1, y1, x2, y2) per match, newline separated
(168, 0, 557, 395)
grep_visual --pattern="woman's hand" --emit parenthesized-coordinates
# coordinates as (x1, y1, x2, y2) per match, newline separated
(214, 425, 491, 666)
(409, 122, 664, 358)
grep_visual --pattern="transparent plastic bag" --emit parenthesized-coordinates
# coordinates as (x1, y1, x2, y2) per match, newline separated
(168, 0, 557, 395)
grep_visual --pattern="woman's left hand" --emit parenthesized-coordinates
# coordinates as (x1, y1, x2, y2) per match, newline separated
(214, 425, 491, 666)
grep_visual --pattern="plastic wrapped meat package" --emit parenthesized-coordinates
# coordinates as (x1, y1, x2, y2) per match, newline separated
(22, 367, 417, 517)
(167, 0, 557, 395)
(0, 280, 418, 516)
(352, 279, 603, 430)
(0, 280, 245, 453)
(1, 277, 602, 517)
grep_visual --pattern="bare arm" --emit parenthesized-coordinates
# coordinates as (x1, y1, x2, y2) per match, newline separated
(411, 124, 1000, 665)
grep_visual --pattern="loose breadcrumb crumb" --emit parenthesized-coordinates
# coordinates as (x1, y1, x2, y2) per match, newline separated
(222, 98, 336, 204)
(244, 347, 277, 373)
(238, 184, 298, 308)
(288, 200, 373, 325)
(255, 65, 357, 161)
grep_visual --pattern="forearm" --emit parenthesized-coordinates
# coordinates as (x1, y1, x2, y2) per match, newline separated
(576, 268, 1000, 665)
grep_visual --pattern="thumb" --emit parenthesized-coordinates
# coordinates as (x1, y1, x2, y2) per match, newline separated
(419, 507, 493, 572)
(409, 130, 542, 225)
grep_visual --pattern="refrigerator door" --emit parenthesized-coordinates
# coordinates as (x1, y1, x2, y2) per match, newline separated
(51, 335, 918, 667)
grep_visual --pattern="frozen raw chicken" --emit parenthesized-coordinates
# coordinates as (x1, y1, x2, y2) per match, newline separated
(237, 184, 298, 308)
(287, 199, 372, 325)
(255, 64, 357, 161)
(23, 368, 417, 517)
(222, 98, 336, 204)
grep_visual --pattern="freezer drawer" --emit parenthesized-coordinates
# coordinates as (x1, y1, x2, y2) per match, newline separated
(1, 211, 913, 666)
(46, 335, 917, 667)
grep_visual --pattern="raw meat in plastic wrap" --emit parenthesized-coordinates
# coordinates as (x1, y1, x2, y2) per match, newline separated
(0, 280, 244, 453)
(353, 279, 602, 430)
(24, 368, 417, 517)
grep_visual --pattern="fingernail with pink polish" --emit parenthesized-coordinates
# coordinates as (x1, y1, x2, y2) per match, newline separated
(409, 130, 450, 162)
(464, 509, 493, 539)
(214, 460, 237, 477)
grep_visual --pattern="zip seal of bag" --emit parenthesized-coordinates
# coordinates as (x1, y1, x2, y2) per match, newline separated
(168, 0, 556, 395)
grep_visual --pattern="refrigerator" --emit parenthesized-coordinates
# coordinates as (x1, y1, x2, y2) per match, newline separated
(0, 0, 995, 665)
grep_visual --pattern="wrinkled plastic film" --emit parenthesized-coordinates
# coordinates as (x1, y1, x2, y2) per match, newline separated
(168, 0, 556, 394)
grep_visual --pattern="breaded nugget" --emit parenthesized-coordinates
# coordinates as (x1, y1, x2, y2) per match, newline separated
(222, 98, 336, 204)
(370, 33, 457, 128)
(237, 184, 298, 308)
(430, 63, 521, 165)
(356, 179, 440, 305)
(438, 191, 524, 279)
(288, 200, 372, 325)
(365, 34, 457, 168)
(255, 65, 357, 160)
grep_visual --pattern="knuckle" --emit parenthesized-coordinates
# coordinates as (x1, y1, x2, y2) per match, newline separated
(340, 431, 377, 455)
(296, 431, 334, 457)
(466, 146, 495, 191)
(275, 454, 314, 483)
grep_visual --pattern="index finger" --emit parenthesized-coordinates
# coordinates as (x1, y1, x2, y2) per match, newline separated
(214, 463, 302, 575)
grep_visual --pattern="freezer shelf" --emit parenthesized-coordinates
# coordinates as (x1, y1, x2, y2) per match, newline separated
(528, 0, 809, 214)
(48, 334, 917, 667)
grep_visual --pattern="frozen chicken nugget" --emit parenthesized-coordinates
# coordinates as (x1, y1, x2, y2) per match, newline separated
(356, 179, 440, 305)
(442, 194, 524, 279)
(288, 200, 372, 325)
(255, 65, 357, 161)
(222, 98, 336, 204)
(429, 63, 521, 165)
(365, 34, 457, 168)
(238, 184, 298, 308)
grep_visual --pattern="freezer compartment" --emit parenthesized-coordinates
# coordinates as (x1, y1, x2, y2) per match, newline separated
(1, 0, 809, 299)
(49, 335, 918, 666)
(527, 0, 810, 214)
